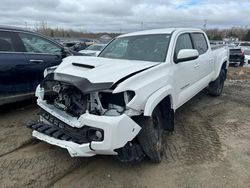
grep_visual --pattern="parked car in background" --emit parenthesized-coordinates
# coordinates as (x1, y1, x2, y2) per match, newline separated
(79, 44, 106, 56)
(227, 43, 238, 48)
(239, 42, 250, 65)
(62, 41, 87, 52)
(0, 26, 81, 105)
(244, 49, 250, 65)
(239, 42, 250, 49)
(78, 38, 96, 46)
(210, 40, 225, 46)
(62, 41, 79, 48)
(229, 48, 245, 66)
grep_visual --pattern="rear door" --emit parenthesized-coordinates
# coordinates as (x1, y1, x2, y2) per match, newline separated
(0, 30, 29, 95)
(190, 33, 212, 81)
(17, 32, 63, 90)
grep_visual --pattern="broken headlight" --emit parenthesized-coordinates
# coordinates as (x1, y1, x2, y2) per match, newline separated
(123, 91, 135, 104)
(97, 90, 135, 116)
(99, 90, 135, 108)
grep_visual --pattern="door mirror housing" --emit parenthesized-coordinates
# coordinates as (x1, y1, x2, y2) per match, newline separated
(176, 49, 199, 63)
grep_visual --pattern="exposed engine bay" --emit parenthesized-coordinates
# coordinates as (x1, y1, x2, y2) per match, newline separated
(30, 75, 143, 162)
(42, 81, 135, 118)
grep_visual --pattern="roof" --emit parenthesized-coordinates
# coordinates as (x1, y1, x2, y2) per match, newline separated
(0, 25, 63, 46)
(119, 28, 203, 38)
(0, 25, 38, 33)
(0, 25, 50, 38)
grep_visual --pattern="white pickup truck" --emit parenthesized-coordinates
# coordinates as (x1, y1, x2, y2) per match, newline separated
(28, 28, 229, 163)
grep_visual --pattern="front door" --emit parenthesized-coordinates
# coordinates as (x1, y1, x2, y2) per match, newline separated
(172, 33, 200, 108)
(0, 31, 29, 95)
(17, 32, 63, 90)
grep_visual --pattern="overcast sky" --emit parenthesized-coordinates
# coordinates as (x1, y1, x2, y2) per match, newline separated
(0, 0, 250, 32)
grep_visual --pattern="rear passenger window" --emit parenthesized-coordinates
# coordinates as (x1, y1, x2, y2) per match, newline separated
(175, 33, 193, 58)
(191, 33, 208, 55)
(0, 31, 16, 52)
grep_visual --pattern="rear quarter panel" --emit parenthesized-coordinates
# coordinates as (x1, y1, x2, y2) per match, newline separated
(212, 46, 229, 80)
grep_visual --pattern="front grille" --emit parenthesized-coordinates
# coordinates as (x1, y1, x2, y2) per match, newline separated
(28, 110, 90, 144)
(28, 109, 104, 144)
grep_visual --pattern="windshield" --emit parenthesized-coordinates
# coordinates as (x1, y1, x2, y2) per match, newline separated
(87, 45, 104, 51)
(99, 34, 171, 62)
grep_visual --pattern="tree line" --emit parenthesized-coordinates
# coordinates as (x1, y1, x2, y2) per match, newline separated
(32, 23, 250, 41)
(206, 28, 250, 41)
(33, 22, 119, 39)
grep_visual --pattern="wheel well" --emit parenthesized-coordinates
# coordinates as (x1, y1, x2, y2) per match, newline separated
(222, 61, 227, 70)
(157, 96, 174, 132)
(221, 61, 228, 79)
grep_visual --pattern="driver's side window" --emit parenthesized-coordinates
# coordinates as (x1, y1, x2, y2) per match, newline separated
(174, 33, 193, 59)
(18, 33, 61, 55)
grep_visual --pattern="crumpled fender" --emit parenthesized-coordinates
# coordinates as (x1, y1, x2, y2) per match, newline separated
(144, 85, 175, 116)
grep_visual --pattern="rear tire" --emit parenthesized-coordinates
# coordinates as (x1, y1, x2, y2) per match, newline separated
(136, 107, 164, 163)
(208, 69, 226, 96)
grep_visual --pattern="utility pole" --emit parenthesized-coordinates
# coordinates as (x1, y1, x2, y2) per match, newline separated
(141, 21, 144, 30)
(24, 21, 28, 29)
(203, 19, 207, 30)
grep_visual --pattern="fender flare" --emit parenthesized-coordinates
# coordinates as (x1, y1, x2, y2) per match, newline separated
(144, 85, 175, 116)
(214, 58, 228, 80)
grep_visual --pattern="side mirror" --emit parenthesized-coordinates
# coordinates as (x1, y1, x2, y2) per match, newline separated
(176, 49, 199, 63)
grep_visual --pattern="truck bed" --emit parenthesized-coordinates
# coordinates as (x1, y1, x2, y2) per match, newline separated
(211, 44, 226, 50)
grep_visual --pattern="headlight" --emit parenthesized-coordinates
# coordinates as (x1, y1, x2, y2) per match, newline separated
(97, 90, 135, 109)
(123, 91, 135, 104)
(97, 90, 135, 116)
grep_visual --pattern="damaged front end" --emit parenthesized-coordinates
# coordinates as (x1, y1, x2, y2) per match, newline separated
(28, 72, 145, 162)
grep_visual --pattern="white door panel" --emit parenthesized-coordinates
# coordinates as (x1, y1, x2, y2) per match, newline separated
(172, 32, 202, 107)
(174, 61, 197, 107)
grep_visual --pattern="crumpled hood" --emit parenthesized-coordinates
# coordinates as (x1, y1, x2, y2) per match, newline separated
(55, 56, 159, 84)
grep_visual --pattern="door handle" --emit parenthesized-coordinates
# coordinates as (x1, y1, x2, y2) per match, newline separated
(29, 59, 44, 63)
(194, 63, 200, 68)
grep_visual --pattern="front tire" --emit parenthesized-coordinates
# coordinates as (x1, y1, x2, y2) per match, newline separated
(136, 107, 164, 163)
(208, 69, 226, 96)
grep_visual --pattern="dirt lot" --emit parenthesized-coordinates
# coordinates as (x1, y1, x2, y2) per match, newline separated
(0, 67, 250, 188)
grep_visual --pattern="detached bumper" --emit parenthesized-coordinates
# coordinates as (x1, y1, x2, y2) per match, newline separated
(33, 130, 94, 157)
(30, 101, 141, 157)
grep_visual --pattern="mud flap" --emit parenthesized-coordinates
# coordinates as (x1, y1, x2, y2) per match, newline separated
(165, 109, 175, 132)
(114, 142, 145, 164)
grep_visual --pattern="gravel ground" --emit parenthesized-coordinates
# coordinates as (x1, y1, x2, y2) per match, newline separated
(0, 67, 250, 188)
